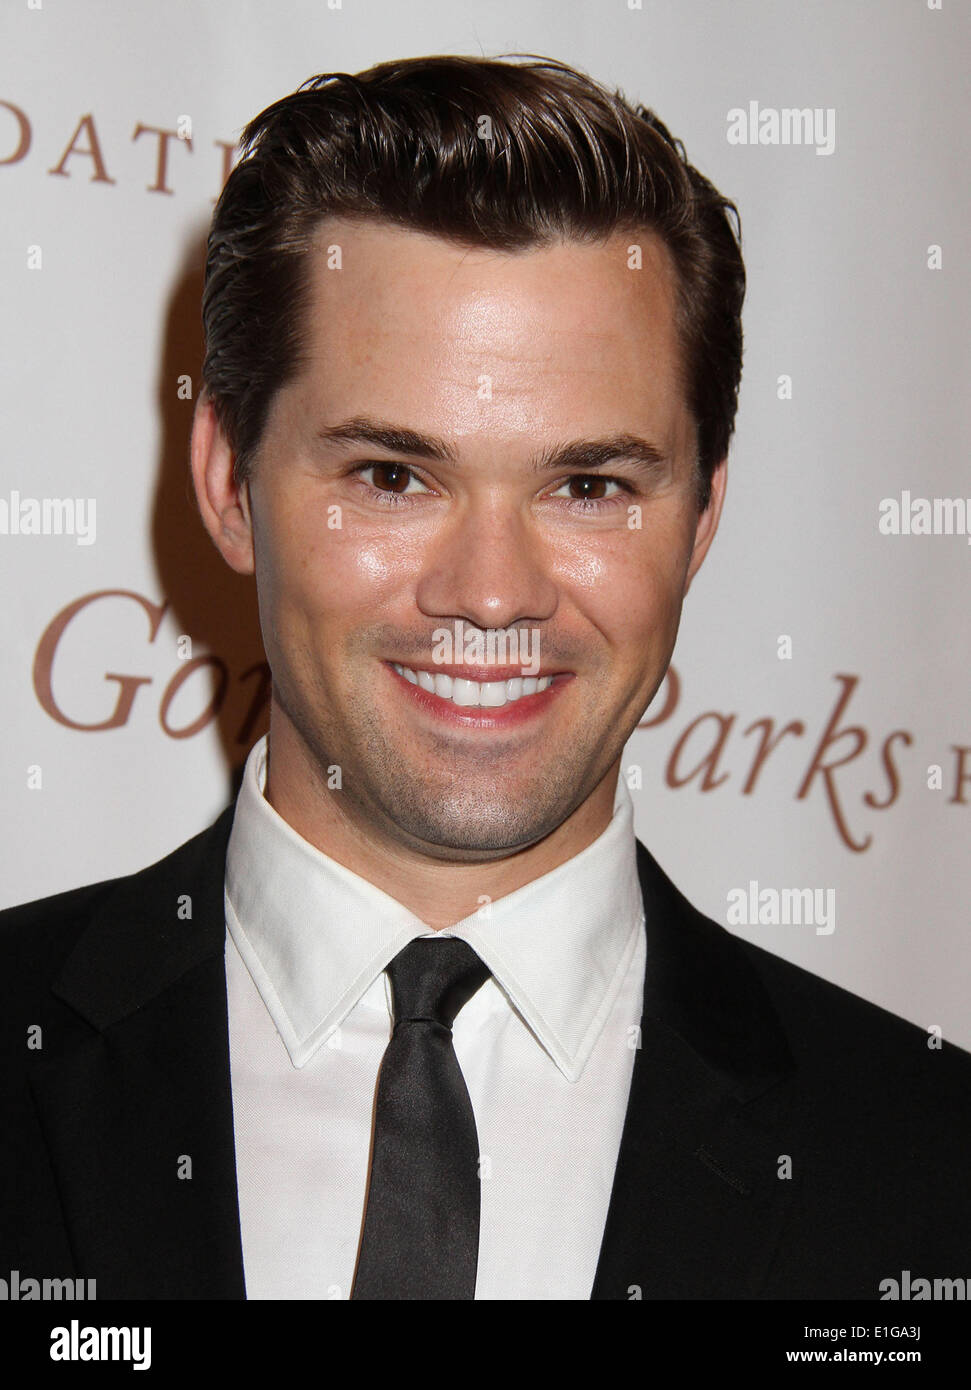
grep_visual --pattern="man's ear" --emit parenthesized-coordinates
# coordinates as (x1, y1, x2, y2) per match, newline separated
(683, 456, 727, 593)
(189, 392, 255, 575)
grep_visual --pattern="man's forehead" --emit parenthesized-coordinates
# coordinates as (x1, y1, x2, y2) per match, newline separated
(295, 216, 684, 391)
(304, 215, 680, 318)
(267, 216, 693, 461)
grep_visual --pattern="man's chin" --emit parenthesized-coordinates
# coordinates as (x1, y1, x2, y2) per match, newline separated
(373, 793, 572, 861)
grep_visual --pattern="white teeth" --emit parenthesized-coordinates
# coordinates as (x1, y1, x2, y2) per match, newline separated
(480, 681, 508, 708)
(452, 678, 479, 706)
(392, 664, 553, 707)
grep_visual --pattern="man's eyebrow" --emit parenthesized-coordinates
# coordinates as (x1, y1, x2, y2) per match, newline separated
(316, 417, 670, 475)
(316, 417, 458, 462)
(532, 433, 669, 476)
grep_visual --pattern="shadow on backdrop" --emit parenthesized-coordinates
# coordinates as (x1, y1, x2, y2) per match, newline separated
(151, 227, 268, 802)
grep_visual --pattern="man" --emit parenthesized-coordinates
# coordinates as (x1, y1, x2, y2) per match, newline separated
(2, 54, 969, 1301)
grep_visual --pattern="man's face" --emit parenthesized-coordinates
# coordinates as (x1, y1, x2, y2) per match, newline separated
(229, 219, 723, 859)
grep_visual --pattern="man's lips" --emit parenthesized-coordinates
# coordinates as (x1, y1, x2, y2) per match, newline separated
(388, 661, 570, 681)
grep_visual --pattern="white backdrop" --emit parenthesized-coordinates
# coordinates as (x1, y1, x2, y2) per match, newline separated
(2, 0, 968, 1047)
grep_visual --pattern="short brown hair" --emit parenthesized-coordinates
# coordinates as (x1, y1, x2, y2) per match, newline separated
(201, 53, 745, 509)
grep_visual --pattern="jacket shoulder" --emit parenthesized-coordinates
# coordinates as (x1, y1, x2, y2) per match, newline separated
(0, 806, 236, 986)
(634, 837, 971, 1094)
(736, 931, 971, 1081)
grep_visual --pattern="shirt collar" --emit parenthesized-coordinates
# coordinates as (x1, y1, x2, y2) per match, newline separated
(225, 736, 644, 1081)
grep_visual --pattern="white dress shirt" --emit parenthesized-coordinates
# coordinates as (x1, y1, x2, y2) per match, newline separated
(224, 735, 646, 1300)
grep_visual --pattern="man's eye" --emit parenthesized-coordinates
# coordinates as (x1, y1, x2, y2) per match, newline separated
(354, 463, 431, 502)
(550, 475, 621, 500)
(548, 475, 632, 506)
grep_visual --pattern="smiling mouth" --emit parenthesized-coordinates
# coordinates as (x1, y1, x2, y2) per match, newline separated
(389, 661, 567, 710)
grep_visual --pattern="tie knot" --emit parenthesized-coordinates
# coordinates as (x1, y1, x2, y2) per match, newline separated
(386, 937, 490, 1031)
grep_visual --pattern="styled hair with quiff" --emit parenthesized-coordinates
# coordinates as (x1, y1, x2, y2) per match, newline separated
(201, 53, 745, 508)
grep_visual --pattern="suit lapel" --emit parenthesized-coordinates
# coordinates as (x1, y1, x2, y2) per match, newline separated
(28, 806, 245, 1298)
(591, 840, 804, 1299)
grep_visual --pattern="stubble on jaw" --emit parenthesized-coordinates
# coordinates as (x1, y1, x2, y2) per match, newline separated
(269, 665, 624, 861)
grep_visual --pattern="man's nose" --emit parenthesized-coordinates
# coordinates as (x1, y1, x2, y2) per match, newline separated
(414, 497, 559, 632)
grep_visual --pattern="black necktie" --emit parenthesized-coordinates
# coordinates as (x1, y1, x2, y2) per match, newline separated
(350, 937, 490, 1300)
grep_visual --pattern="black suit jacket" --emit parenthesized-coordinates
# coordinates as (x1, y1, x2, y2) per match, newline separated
(2, 803, 970, 1299)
